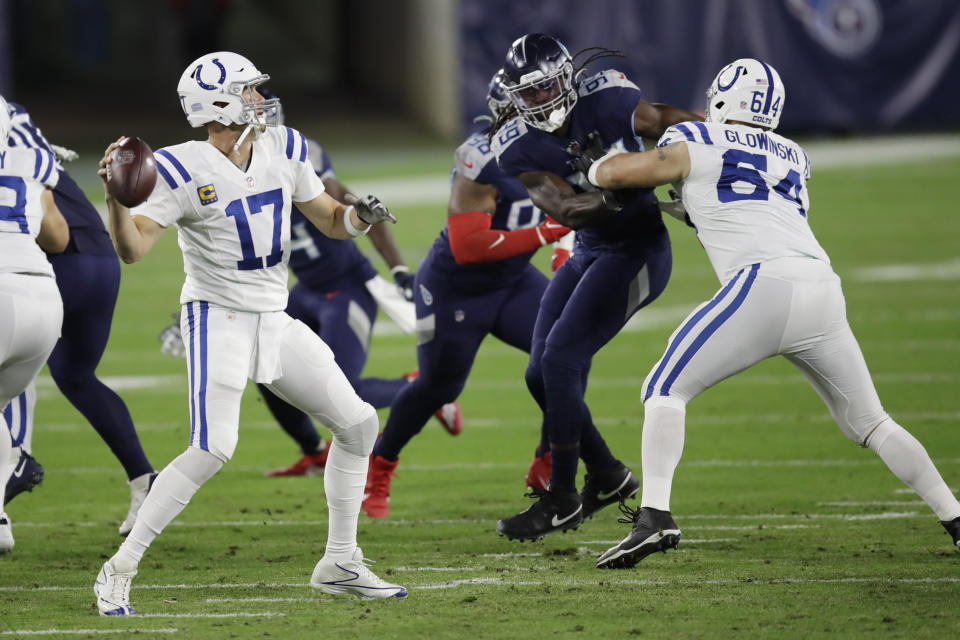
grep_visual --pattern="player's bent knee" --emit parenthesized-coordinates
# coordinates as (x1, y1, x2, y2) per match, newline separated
(863, 416, 898, 451)
(330, 403, 379, 457)
(172, 447, 225, 485)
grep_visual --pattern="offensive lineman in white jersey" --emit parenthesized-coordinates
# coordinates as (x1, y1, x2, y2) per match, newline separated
(92, 52, 406, 616)
(575, 58, 960, 568)
(0, 95, 69, 553)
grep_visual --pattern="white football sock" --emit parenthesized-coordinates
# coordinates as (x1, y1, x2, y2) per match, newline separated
(868, 419, 960, 521)
(114, 448, 222, 570)
(323, 440, 366, 560)
(640, 398, 687, 512)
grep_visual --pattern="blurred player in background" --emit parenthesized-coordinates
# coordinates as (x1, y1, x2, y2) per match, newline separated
(158, 90, 462, 477)
(93, 51, 406, 617)
(491, 34, 702, 541)
(578, 58, 960, 567)
(362, 70, 572, 518)
(0, 95, 69, 553)
(1, 98, 157, 536)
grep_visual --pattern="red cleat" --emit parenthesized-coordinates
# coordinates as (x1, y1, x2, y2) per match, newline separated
(403, 369, 463, 436)
(525, 451, 551, 491)
(362, 455, 399, 518)
(265, 442, 330, 477)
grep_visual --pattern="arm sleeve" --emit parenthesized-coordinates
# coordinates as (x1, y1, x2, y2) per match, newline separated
(447, 211, 549, 265)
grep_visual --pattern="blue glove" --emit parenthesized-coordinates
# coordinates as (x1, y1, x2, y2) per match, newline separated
(391, 266, 415, 302)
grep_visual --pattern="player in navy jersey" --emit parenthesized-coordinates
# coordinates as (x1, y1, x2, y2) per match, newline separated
(491, 34, 702, 541)
(1, 99, 157, 536)
(361, 71, 573, 518)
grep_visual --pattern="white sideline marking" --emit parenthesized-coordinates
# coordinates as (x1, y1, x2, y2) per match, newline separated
(0, 632, 178, 637)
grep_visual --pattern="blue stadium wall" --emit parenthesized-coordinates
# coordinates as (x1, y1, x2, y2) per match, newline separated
(460, 0, 960, 134)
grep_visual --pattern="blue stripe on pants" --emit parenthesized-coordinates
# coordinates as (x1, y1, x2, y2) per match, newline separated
(660, 264, 760, 397)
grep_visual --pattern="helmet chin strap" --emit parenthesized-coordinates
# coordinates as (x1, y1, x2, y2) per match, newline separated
(233, 123, 255, 152)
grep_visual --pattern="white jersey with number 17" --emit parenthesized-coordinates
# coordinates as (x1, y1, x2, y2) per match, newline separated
(659, 121, 830, 285)
(133, 126, 325, 312)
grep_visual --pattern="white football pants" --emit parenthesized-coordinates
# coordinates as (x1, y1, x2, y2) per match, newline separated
(0, 273, 62, 507)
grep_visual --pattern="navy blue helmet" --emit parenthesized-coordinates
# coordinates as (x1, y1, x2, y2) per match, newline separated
(486, 69, 510, 120)
(501, 33, 577, 132)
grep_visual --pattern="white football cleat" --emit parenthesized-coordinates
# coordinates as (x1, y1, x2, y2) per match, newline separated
(310, 547, 407, 599)
(0, 514, 14, 554)
(94, 559, 137, 616)
(119, 471, 156, 536)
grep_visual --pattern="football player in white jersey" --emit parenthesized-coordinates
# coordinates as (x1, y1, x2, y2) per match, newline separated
(92, 52, 407, 616)
(0, 95, 69, 553)
(577, 58, 960, 568)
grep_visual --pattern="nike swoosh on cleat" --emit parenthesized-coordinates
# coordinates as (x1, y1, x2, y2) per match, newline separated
(550, 505, 582, 527)
(11, 459, 27, 478)
(595, 475, 632, 501)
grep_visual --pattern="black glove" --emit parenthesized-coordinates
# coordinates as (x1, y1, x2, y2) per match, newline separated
(566, 130, 606, 175)
(158, 312, 185, 359)
(345, 193, 397, 225)
(391, 266, 415, 301)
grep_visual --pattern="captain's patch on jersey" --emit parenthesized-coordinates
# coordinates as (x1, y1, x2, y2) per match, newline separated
(197, 184, 218, 205)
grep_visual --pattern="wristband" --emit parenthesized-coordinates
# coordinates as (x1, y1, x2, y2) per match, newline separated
(390, 265, 410, 276)
(343, 205, 370, 237)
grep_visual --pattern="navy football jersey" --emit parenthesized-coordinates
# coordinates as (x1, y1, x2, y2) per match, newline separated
(492, 70, 667, 252)
(287, 139, 377, 289)
(428, 128, 547, 290)
(6, 102, 116, 256)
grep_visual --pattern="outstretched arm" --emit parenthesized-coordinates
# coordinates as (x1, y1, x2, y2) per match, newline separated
(633, 100, 703, 139)
(446, 172, 570, 265)
(517, 170, 619, 229)
(589, 142, 691, 190)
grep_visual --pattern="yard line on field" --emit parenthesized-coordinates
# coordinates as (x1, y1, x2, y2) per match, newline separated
(818, 501, 926, 506)
(577, 538, 739, 545)
(683, 524, 821, 531)
(205, 597, 316, 603)
(0, 631, 179, 636)
(392, 566, 481, 572)
(853, 258, 960, 282)
(136, 612, 285, 618)
(480, 552, 544, 558)
(418, 575, 960, 590)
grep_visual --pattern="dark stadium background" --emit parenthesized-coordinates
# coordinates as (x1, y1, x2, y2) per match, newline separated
(1, 0, 958, 153)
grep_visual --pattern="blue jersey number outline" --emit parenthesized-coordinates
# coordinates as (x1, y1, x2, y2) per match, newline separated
(716, 149, 806, 216)
(0, 176, 29, 234)
(224, 188, 284, 270)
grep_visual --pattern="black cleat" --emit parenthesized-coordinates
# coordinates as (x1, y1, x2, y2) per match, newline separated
(942, 517, 960, 550)
(4, 452, 44, 506)
(580, 462, 640, 520)
(596, 505, 681, 569)
(497, 489, 583, 541)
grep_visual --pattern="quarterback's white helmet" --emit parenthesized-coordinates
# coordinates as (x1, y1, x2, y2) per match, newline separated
(176, 51, 279, 128)
(0, 95, 11, 148)
(705, 58, 785, 130)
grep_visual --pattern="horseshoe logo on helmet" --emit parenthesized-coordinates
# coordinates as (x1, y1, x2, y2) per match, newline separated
(194, 58, 227, 91)
(717, 64, 746, 92)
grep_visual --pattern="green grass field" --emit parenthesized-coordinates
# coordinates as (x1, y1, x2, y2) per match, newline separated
(1, 136, 958, 638)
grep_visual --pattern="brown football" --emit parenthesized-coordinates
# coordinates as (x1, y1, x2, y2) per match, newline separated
(107, 136, 158, 208)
